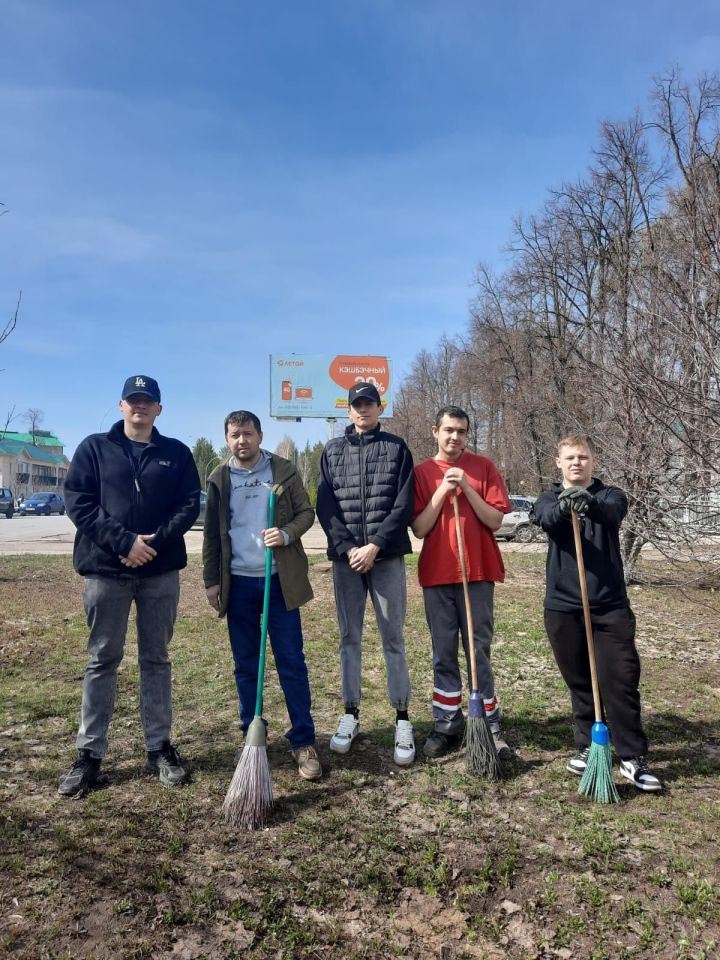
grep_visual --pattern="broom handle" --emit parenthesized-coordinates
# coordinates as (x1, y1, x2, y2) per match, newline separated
(570, 510, 603, 723)
(254, 491, 277, 717)
(452, 491, 479, 692)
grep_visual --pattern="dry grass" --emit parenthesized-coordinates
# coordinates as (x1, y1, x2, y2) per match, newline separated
(1, 552, 719, 959)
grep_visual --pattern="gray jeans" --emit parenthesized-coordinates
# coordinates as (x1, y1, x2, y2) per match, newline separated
(332, 556, 411, 711)
(76, 571, 180, 757)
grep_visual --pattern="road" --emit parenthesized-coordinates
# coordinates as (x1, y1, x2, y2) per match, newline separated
(0, 515, 546, 557)
(0, 515, 336, 556)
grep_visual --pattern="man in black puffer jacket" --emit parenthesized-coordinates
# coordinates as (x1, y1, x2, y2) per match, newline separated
(58, 375, 200, 798)
(317, 382, 416, 766)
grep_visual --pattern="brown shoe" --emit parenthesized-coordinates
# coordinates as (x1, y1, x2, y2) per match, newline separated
(293, 745, 322, 781)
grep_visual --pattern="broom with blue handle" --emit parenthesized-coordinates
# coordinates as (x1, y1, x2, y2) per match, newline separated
(571, 509, 619, 804)
(223, 490, 277, 828)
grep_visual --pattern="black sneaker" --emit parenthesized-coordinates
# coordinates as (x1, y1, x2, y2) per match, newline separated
(566, 746, 590, 776)
(489, 724, 514, 760)
(146, 742, 189, 786)
(619, 756, 662, 792)
(423, 730, 462, 759)
(58, 750, 101, 798)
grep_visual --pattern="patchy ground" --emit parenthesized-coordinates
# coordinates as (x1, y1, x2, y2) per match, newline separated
(1, 552, 719, 959)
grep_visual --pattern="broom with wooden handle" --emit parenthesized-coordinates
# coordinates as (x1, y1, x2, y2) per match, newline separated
(223, 491, 277, 828)
(452, 491, 501, 779)
(571, 509, 619, 804)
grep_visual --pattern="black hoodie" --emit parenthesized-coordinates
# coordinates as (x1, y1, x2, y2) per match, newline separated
(530, 478, 629, 612)
(64, 420, 200, 577)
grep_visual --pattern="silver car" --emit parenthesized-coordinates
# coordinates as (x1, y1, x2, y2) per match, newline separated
(495, 495, 540, 542)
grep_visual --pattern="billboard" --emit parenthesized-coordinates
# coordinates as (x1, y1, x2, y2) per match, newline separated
(270, 354, 393, 419)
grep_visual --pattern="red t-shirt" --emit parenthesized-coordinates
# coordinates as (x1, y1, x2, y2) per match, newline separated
(413, 452, 511, 588)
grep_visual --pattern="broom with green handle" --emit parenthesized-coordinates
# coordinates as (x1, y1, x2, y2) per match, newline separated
(223, 490, 277, 829)
(571, 509, 619, 804)
(453, 490, 501, 779)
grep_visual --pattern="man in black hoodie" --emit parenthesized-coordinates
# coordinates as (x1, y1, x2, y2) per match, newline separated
(59, 375, 200, 798)
(531, 435, 661, 792)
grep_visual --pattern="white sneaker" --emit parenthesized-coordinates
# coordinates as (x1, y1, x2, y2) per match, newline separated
(330, 714, 359, 754)
(394, 719, 416, 766)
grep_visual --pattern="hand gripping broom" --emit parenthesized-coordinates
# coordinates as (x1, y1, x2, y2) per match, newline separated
(453, 491, 501, 779)
(571, 510, 619, 804)
(223, 491, 277, 829)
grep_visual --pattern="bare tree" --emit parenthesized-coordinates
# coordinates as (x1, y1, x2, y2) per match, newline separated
(393, 69, 720, 589)
(275, 435, 297, 462)
(26, 408, 44, 446)
(1, 292, 20, 355)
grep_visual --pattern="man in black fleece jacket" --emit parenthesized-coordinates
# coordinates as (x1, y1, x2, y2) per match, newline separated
(531, 435, 661, 792)
(58, 375, 200, 798)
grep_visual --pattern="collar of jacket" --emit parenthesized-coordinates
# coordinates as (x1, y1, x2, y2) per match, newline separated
(269, 452, 298, 485)
(107, 419, 160, 448)
(551, 477, 603, 494)
(344, 423, 381, 444)
(207, 451, 298, 488)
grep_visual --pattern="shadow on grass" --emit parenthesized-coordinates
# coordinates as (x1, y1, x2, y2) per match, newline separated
(507, 710, 720, 788)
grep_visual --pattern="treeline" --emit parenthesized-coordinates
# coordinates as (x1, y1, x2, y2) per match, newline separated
(389, 70, 720, 583)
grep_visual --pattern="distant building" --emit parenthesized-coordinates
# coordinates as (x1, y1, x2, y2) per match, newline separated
(0, 431, 70, 498)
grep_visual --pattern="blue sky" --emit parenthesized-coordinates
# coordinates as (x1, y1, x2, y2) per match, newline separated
(1, 0, 718, 457)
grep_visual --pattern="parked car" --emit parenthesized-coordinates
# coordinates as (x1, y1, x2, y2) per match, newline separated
(19, 492, 66, 516)
(192, 491, 207, 528)
(495, 495, 542, 542)
(0, 486, 14, 519)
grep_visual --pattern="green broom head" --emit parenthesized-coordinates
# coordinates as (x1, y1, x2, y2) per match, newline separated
(578, 722, 619, 804)
(222, 717, 274, 830)
(464, 692, 501, 780)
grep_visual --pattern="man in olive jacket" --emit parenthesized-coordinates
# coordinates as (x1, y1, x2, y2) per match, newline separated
(202, 410, 320, 780)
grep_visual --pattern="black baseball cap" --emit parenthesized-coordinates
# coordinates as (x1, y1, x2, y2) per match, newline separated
(122, 375, 161, 402)
(348, 382, 382, 406)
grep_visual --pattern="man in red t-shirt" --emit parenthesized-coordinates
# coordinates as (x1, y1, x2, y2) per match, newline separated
(412, 405, 512, 759)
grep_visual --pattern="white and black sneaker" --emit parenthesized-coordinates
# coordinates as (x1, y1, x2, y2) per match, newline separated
(619, 756, 662, 792)
(329, 714, 359, 754)
(566, 746, 590, 776)
(393, 720, 416, 766)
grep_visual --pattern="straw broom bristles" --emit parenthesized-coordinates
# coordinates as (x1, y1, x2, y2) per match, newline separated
(222, 717, 273, 830)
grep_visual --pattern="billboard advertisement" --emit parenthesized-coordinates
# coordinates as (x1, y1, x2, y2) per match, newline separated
(270, 354, 393, 419)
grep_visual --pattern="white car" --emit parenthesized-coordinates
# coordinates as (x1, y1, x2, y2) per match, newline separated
(495, 495, 541, 542)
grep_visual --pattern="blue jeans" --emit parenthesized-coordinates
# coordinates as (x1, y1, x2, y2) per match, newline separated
(226, 574, 315, 749)
(77, 571, 180, 757)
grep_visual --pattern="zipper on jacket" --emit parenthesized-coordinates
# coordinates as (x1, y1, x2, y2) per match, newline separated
(359, 432, 368, 544)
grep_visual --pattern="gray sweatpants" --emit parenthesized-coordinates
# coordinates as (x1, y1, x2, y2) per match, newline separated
(332, 556, 411, 711)
(423, 580, 499, 735)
